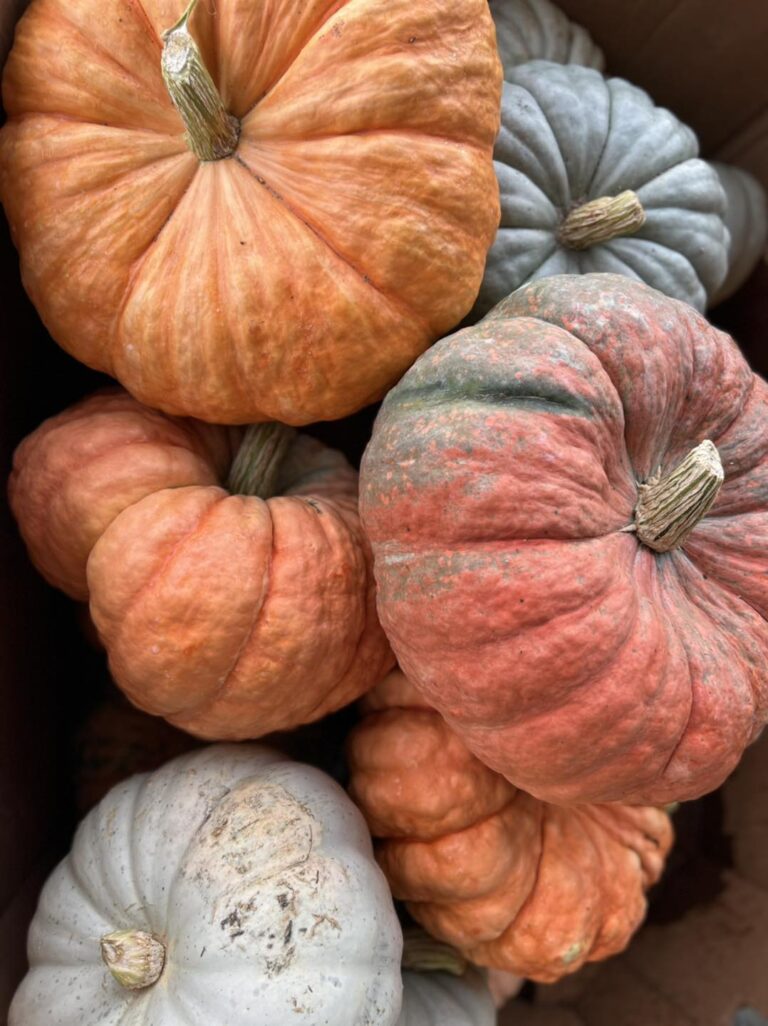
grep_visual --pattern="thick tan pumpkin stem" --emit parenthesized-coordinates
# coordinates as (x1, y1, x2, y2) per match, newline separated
(634, 440, 724, 553)
(227, 422, 297, 498)
(100, 930, 165, 989)
(161, 0, 240, 161)
(558, 191, 646, 250)
(401, 928, 468, 976)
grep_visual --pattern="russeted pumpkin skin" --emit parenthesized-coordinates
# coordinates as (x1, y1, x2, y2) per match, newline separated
(348, 672, 673, 983)
(0, 0, 501, 426)
(10, 745, 495, 1026)
(361, 273, 768, 806)
(475, 61, 729, 317)
(9, 390, 393, 738)
(490, 0, 605, 76)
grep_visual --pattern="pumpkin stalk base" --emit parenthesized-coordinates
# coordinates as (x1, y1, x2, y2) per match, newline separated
(635, 440, 724, 553)
(101, 930, 165, 989)
(162, 0, 240, 162)
(227, 422, 297, 498)
(559, 190, 646, 250)
(401, 928, 468, 977)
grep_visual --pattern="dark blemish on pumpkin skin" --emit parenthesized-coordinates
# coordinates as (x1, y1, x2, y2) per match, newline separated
(221, 909, 242, 931)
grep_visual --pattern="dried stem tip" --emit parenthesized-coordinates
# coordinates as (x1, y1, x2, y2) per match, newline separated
(559, 190, 646, 250)
(635, 440, 724, 553)
(101, 930, 166, 990)
(161, 0, 240, 161)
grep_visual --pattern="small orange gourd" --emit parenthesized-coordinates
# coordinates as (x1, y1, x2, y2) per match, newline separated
(348, 671, 674, 983)
(10, 390, 393, 737)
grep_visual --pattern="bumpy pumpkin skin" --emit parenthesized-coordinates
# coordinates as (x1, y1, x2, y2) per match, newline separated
(490, 0, 605, 76)
(361, 273, 768, 805)
(10, 390, 394, 738)
(348, 672, 673, 983)
(0, 0, 501, 426)
(9, 745, 406, 1026)
(476, 62, 729, 317)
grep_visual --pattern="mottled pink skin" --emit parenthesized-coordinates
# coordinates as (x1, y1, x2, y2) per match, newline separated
(360, 273, 768, 805)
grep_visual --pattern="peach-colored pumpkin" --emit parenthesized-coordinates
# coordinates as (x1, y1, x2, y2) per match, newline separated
(0, 0, 501, 425)
(348, 671, 674, 983)
(9, 389, 394, 737)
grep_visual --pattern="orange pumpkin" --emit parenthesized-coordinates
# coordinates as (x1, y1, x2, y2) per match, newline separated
(9, 389, 394, 737)
(348, 671, 674, 983)
(0, 0, 501, 425)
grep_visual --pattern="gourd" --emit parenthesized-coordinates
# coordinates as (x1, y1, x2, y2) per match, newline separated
(9, 745, 495, 1026)
(360, 272, 768, 806)
(348, 671, 673, 982)
(709, 161, 767, 305)
(10, 389, 393, 738)
(476, 61, 729, 316)
(490, 0, 605, 76)
(0, 0, 501, 426)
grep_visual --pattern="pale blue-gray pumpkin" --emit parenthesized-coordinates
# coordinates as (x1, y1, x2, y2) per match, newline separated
(490, 0, 605, 76)
(708, 161, 767, 305)
(477, 61, 729, 316)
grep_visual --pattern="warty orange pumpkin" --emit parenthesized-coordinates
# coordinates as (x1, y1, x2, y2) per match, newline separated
(0, 0, 501, 425)
(9, 389, 394, 737)
(348, 671, 674, 983)
(361, 273, 768, 805)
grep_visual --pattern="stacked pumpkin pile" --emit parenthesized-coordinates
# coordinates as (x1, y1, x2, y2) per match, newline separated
(2, 0, 768, 1022)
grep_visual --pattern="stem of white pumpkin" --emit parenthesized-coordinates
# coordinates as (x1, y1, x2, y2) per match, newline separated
(401, 927, 468, 976)
(558, 190, 646, 250)
(227, 423, 297, 498)
(634, 440, 724, 553)
(101, 930, 165, 990)
(161, 0, 240, 161)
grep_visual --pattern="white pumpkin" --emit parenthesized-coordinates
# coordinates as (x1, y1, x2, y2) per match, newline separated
(400, 967, 496, 1025)
(10, 745, 497, 1026)
(476, 61, 730, 316)
(490, 0, 605, 76)
(708, 161, 768, 305)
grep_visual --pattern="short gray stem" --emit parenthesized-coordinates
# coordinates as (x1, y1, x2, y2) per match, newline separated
(635, 440, 724, 553)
